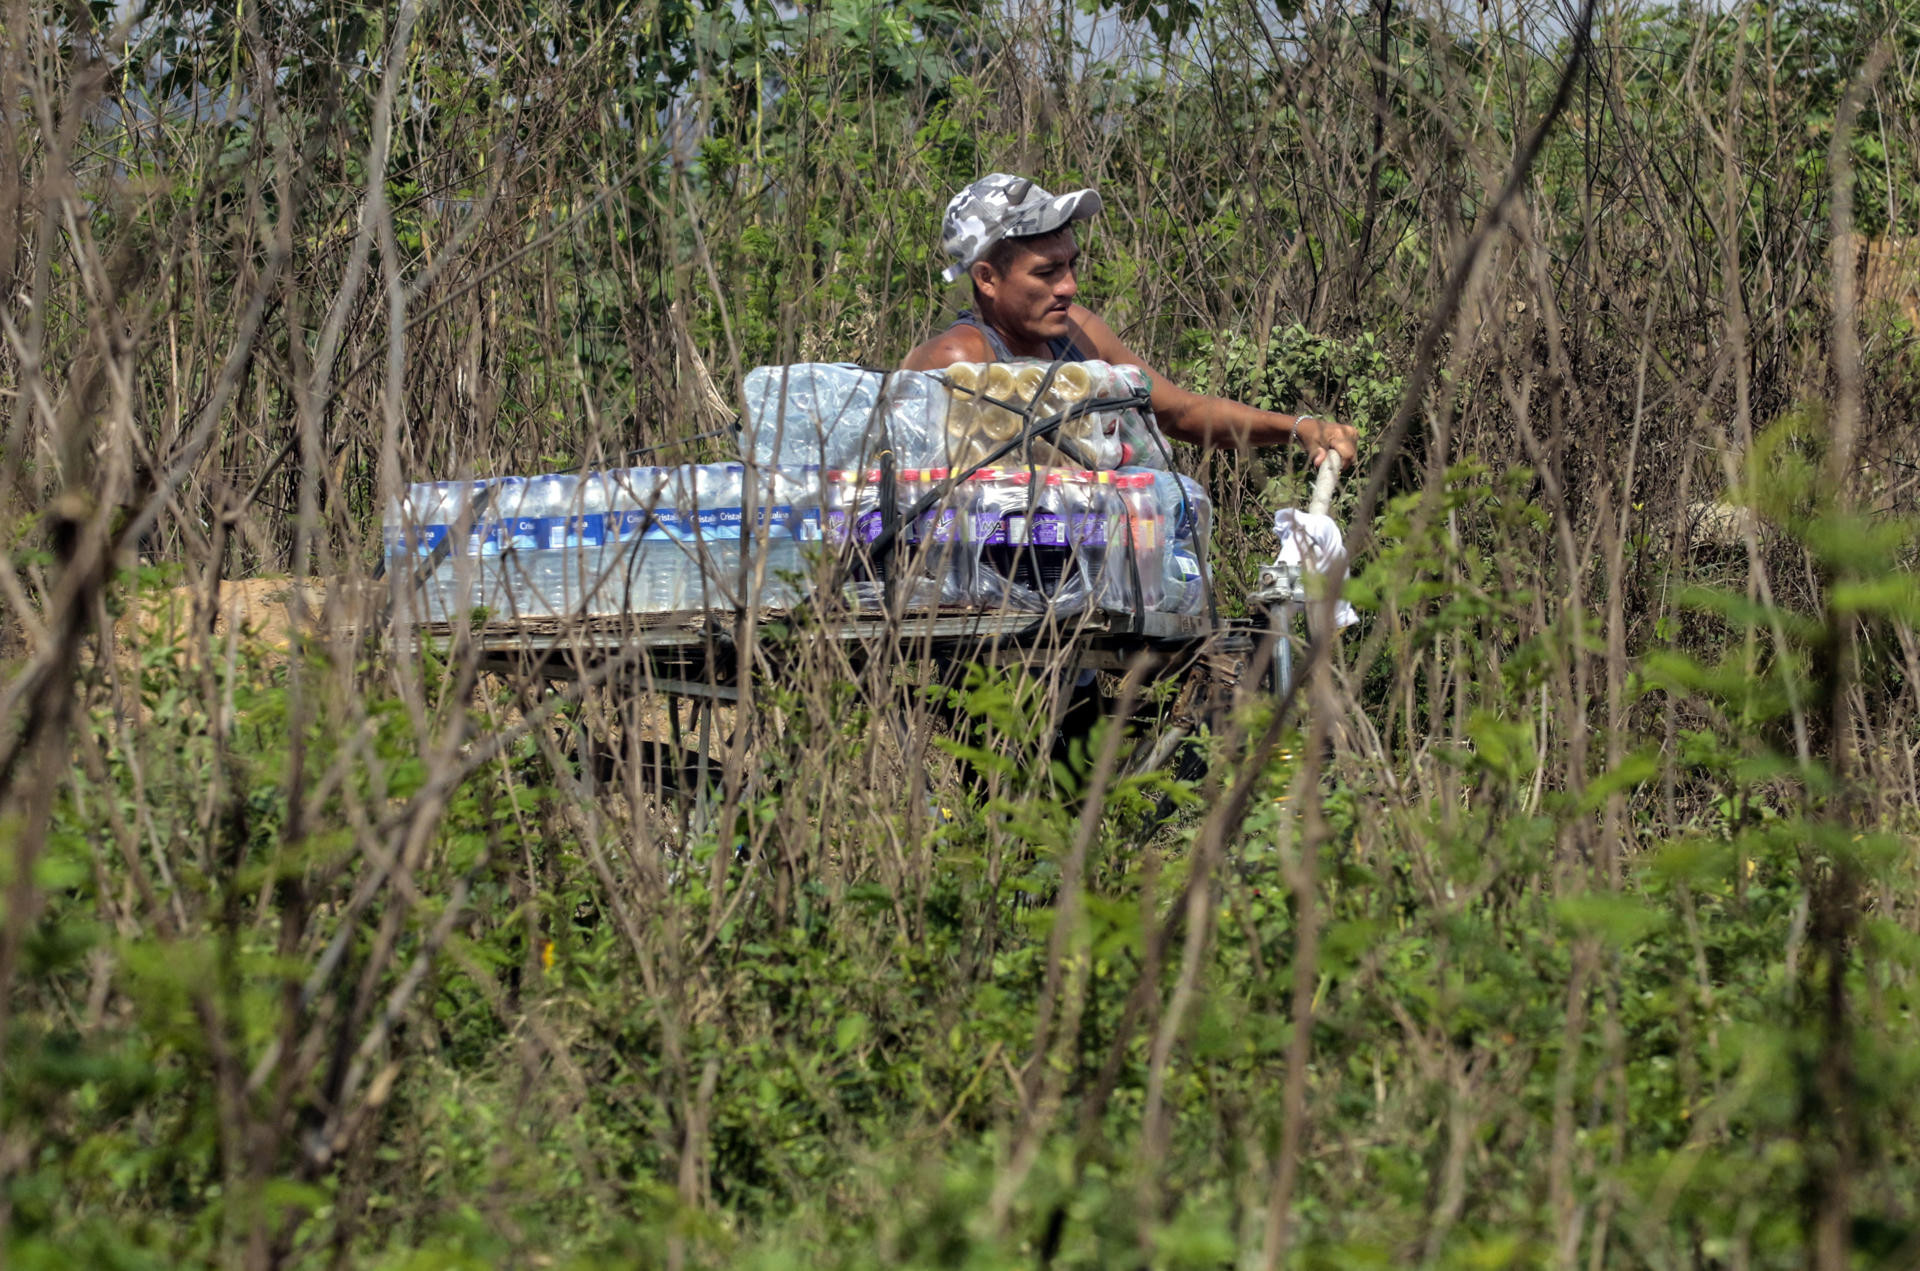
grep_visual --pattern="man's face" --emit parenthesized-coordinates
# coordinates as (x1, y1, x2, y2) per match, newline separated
(972, 230, 1079, 339)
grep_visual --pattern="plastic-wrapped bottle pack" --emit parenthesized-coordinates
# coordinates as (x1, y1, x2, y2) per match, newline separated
(387, 456, 1209, 622)
(740, 360, 1168, 476)
(957, 468, 1089, 615)
(742, 364, 887, 468)
(384, 480, 513, 622)
(936, 361, 1144, 472)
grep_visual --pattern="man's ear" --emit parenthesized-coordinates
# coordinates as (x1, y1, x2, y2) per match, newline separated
(969, 259, 999, 300)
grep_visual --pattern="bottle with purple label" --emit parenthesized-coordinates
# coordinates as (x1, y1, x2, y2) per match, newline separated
(973, 468, 1032, 607)
(980, 469, 1079, 604)
(824, 467, 886, 605)
(1026, 471, 1075, 597)
(788, 465, 825, 546)
(1067, 470, 1122, 608)
(895, 467, 962, 607)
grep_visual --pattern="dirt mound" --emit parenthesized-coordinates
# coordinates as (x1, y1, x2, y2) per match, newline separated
(116, 576, 378, 656)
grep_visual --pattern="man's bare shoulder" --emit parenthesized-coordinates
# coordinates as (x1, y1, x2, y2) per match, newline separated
(1063, 305, 1134, 364)
(902, 323, 994, 371)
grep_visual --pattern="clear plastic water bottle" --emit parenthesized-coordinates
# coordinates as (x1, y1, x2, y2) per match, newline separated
(1114, 471, 1164, 613)
(773, 465, 827, 603)
(519, 474, 573, 614)
(461, 481, 500, 559)
(484, 476, 527, 614)
(387, 482, 450, 618)
(383, 484, 425, 572)
(417, 482, 456, 558)
(446, 480, 502, 616)
(687, 463, 743, 607)
(640, 467, 693, 612)
(436, 480, 493, 620)
(563, 472, 610, 613)
(755, 466, 815, 607)
(434, 481, 483, 619)
(594, 468, 650, 614)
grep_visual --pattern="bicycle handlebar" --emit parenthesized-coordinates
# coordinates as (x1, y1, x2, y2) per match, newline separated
(1308, 452, 1342, 519)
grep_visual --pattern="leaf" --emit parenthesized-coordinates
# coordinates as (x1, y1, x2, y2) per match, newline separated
(1829, 574, 1920, 622)
(1554, 892, 1665, 948)
(834, 1013, 869, 1053)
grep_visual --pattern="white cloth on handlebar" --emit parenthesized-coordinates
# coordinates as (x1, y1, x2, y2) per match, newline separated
(1272, 508, 1358, 629)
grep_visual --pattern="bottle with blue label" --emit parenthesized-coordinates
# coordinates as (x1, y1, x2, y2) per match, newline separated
(436, 481, 492, 618)
(385, 483, 444, 617)
(593, 468, 651, 614)
(407, 482, 455, 559)
(1154, 471, 1211, 616)
(461, 480, 502, 559)
(497, 474, 569, 614)
(639, 467, 694, 612)
(606, 469, 654, 546)
(685, 464, 743, 607)
(561, 472, 610, 613)
(749, 466, 815, 607)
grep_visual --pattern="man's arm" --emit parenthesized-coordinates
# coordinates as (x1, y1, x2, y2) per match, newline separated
(1065, 307, 1358, 466)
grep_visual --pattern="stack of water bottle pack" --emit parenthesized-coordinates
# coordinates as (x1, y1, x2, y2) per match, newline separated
(740, 359, 1169, 474)
(385, 461, 1211, 621)
(739, 359, 1213, 617)
(882, 464, 1211, 616)
(385, 465, 820, 622)
(387, 359, 1214, 622)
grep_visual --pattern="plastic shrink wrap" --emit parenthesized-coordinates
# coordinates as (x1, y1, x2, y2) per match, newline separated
(395, 358, 1204, 620)
(740, 360, 1168, 475)
(742, 364, 886, 468)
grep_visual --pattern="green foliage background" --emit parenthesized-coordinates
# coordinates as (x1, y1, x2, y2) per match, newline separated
(3, 0, 1919, 1266)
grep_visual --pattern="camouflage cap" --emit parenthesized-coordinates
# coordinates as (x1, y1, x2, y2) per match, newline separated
(940, 173, 1102, 283)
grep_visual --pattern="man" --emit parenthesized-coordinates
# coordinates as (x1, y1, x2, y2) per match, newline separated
(904, 173, 1360, 468)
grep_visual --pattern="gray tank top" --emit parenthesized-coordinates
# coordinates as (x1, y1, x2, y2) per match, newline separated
(951, 310, 1088, 363)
